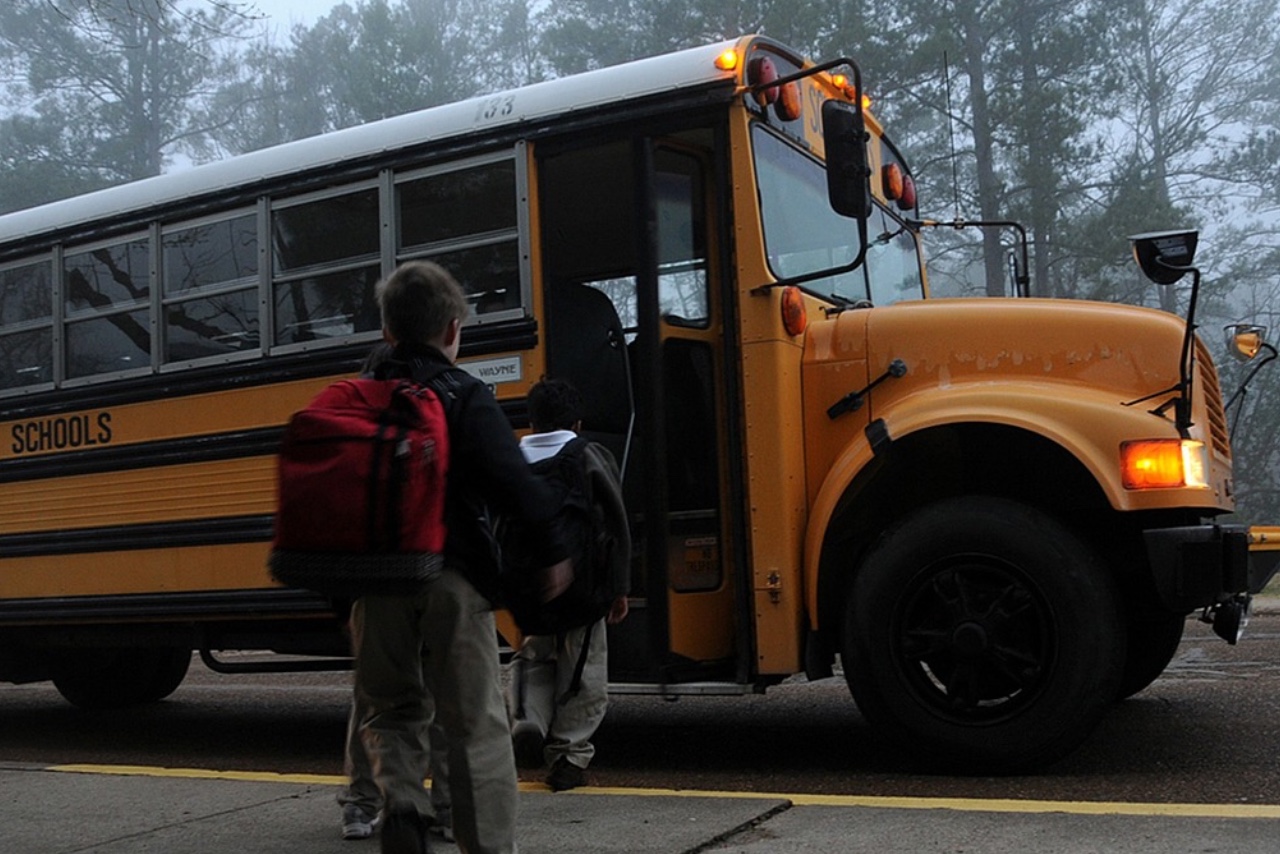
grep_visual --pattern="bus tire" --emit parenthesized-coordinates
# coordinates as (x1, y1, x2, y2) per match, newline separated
(1117, 607, 1185, 699)
(51, 646, 191, 710)
(842, 496, 1124, 774)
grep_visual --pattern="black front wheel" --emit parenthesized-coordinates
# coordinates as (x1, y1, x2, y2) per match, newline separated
(842, 497, 1124, 773)
(1118, 607, 1186, 699)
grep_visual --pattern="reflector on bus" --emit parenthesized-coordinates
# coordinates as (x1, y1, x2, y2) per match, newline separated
(781, 285, 808, 336)
(749, 56, 779, 105)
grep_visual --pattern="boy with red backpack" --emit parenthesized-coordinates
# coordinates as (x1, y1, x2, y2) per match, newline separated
(337, 261, 570, 854)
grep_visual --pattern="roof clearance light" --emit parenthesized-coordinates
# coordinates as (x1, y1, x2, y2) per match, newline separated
(882, 164, 904, 202)
(781, 285, 808, 336)
(715, 50, 738, 72)
(748, 56, 779, 105)
(831, 73, 858, 101)
(1121, 439, 1208, 489)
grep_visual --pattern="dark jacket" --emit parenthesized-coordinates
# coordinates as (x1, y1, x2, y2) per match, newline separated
(376, 343, 568, 602)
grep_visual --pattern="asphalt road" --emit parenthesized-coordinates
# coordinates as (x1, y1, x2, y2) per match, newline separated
(1, 612, 1278, 807)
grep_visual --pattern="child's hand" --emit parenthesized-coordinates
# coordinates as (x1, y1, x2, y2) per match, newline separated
(607, 596, 629, 624)
(536, 559, 574, 602)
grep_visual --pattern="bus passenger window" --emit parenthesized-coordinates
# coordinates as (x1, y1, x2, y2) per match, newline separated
(271, 187, 381, 345)
(397, 158, 523, 320)
(162, 214, 260, 361)
(0, 259, 53, 390)
(64, 239, 151, 380)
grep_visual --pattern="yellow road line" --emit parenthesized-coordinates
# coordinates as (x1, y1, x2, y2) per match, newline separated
(49, 764, 344, 786)
(579, 787, 1280, 819)
(46, 764, 1280, 820)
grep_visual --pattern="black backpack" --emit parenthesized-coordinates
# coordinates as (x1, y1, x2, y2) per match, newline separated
(498, 437, 619, 637)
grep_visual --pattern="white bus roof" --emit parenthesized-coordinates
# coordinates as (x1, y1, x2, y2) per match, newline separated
(0, 37, 759, 250)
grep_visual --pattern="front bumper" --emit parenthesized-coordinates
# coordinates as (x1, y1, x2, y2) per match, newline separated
(1250, 526, 1280, 595)
(1143, 524, 1280, 613)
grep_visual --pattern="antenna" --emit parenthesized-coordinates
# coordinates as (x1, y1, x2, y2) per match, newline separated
(943, 51, 961, 221)
(909, 53, 1032, 296)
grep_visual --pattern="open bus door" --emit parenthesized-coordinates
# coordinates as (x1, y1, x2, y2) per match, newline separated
(538, 129, 744, 688)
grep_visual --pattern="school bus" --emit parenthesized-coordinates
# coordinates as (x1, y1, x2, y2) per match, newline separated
(0, 35, 1276, 772)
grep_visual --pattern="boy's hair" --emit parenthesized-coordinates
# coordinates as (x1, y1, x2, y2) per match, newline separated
(527, 377, 583, 433)
(375, 260, 469, 347)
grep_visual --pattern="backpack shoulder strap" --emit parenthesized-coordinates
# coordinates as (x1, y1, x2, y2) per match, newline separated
(407, 358, 461, 388)
(559, 624, 595, 705)
(566, 435, 590, 451)
(401, 359, 468, 423)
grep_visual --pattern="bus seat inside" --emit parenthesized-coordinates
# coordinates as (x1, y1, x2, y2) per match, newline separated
(544, 282, 635, 477)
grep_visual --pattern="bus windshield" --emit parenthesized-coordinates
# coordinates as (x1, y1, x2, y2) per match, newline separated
(752, 124, 924, 306)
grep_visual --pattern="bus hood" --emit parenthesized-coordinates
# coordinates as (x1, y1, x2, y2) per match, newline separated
(861, 297, 1195, 408)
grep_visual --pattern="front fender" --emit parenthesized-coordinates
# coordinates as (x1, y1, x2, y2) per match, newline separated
(802, 380, 1230, 629)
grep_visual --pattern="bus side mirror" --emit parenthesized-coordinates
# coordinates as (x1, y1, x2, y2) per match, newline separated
(1130, 230, 1199, 285)
(823, 100, 870, 220)
(1226, 324, 1270, 362)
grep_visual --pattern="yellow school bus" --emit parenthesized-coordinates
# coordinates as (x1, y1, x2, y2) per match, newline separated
(0, 35, 1275, 772)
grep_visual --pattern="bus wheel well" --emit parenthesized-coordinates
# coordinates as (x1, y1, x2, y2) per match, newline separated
(816, 422, 1113, 650)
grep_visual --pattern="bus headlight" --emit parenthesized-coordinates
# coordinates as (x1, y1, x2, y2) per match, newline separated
(1121, 439, 1209, 489)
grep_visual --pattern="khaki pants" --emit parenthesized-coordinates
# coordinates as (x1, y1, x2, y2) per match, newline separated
(337, 675, 451, 821)
(352, 567, 517, 854)
(509, 618, 609, 770)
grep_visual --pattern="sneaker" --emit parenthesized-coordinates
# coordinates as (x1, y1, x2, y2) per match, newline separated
(380, 810, 432, 854)
(341, 804, 382, 840)
(546, 758, 587, 792)
(511, 719, 545, 769)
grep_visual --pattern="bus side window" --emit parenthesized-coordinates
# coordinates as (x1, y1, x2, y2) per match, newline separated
(271, 186, 382, 346)
(0, 259, 53, 391)
(64, 238, 151, 380)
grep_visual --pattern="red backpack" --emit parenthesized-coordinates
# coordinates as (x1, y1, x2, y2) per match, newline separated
(269, 376, 449, 598)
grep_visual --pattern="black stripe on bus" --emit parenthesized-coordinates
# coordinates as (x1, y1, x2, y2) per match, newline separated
(1, 427, 284, 484)
(0, 588, 331, 624)
(3, 394, 529, 485)
(0, 318, 538, 421)
(0, 515, 274, 559)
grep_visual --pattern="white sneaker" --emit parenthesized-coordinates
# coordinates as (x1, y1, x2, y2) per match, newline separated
(341, 804, 382, 840)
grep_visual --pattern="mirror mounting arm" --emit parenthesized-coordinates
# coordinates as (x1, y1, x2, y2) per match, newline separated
(908, 218, 1031, 297)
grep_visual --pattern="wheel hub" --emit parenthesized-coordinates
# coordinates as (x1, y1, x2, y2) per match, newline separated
(951, 621, 989, 658)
